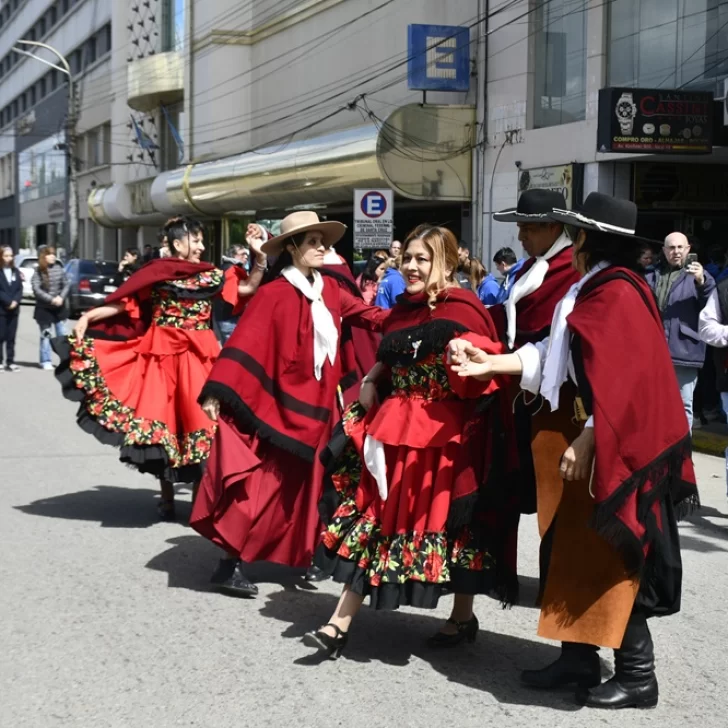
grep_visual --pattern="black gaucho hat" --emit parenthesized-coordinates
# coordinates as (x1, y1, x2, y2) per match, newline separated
(493, 189, 567, 223)
(549, 193, 659, 246)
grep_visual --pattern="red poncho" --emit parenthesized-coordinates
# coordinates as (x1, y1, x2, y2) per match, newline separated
(568, 267, 699, 575)
(200, 274, 386, 462)
(490, 246, 580, 348)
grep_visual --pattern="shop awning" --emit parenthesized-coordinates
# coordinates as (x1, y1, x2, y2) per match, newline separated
(89, 104, 475, 226)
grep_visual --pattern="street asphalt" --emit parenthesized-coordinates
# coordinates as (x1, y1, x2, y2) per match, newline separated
(1, 305, 726, 728)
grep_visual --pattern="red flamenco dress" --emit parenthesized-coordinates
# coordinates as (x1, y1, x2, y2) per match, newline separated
(190, 272, 387, 568)
(314, 288, 520, 610)
(53, 259, 241, 482)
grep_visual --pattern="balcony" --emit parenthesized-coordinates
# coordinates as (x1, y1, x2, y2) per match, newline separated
(127, 52, 183, 113)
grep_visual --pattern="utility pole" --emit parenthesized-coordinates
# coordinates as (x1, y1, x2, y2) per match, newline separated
(12, 40, 79, 258)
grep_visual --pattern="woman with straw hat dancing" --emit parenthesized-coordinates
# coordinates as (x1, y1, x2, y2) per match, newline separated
(191, 211, 389, 597)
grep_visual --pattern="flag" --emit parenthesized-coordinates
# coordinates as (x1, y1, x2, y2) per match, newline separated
(131, 115, 158, 151)
(161, 104, 184, 163)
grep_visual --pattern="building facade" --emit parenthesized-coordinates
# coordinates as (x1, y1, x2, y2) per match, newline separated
(480, 0, 728, 263)
(68, 0, 728, 265)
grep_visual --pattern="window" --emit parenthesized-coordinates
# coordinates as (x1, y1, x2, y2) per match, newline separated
(18, 133, 67, 203)
(99, 24, 112, 56)
(86, 36, 97, 66)
(50, 70, 58, 90)
(37, 17, 45, 37)
(87, 129, 99, 167)
(609, 0, 728, 92)
(532, 0, 588, 128)
(39, 77, 46, 98)
(70, 50, 82, 76)
(29, 87, 36, 107)
(62, 0, 69, 13)
(11, 101, 18, 119)
(162, 0, 186, 52)
(49, 5, 57, 27)
(20, 95, 26, 113)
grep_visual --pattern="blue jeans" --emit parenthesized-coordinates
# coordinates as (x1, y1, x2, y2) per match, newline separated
(218, 319, 237, 345)
(39, 320, 67, 364)
(674, 365, 699, 431)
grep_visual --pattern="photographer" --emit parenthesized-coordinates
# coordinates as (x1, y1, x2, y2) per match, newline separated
(645, 232, 715, 429)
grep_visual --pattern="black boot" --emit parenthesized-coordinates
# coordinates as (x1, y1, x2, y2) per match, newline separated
(210, 558, 259, 598)
(521, 642, 601, 690)
(579, 612, 658, 709)
(304, 564, 329, 582)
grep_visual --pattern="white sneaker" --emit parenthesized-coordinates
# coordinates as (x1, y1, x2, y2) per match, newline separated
(41, 362, 54, 370)
(5, 364, 19, 372)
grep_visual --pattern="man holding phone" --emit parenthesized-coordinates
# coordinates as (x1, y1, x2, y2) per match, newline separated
(646, 232, 715, 429)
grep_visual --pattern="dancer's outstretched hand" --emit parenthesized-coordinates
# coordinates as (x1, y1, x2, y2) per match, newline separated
(202, 396, 220, 422)
(448, 339, 494, 381)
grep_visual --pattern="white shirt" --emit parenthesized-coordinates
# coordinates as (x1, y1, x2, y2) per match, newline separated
(698, 289, 728, 348)
(516, 339, 594, 428)
(2, 268, 12, 284)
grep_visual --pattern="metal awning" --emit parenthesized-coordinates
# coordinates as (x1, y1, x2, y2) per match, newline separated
(89, 104, 475, 226)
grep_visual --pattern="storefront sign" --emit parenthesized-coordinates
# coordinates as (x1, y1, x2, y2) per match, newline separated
(597, 88, 713, 154)
(129, 179, 155, 216)
(354, 189, 394, 250)
(48, 200, 64, 219)
(518, 164, 576, 209)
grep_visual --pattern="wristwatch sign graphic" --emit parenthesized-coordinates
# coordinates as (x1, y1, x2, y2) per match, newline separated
(616, 92, 637, 135)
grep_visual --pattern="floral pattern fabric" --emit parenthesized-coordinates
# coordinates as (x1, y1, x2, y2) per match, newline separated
(69, 336, 215, 469)
(151, 269, 223, 330)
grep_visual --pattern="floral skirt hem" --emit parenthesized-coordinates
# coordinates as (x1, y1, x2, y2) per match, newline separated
(53, 335, 212, 482)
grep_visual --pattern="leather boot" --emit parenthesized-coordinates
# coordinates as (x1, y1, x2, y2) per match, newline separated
(210, 558, 259, 598)
(521, 642, 601, 689)
(579, 612, 659, 709)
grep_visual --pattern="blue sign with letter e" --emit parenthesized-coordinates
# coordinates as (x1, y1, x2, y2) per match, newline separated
(407, 24, 470, 92)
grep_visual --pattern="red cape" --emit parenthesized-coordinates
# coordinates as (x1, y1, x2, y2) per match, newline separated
(568, 267, 699, 575)
(490, 246, 580, 348)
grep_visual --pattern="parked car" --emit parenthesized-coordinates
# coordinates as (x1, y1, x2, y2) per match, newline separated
(64, 259, 119, 318)
(15, 254, 39, 300)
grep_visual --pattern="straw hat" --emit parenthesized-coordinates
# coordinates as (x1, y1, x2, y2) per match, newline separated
(261, 211, 347, 255)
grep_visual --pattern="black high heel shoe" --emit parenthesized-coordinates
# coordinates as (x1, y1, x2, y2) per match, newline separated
(302, 624, 348, 660)
(157, 499, 177, 522)
(427, 615, 479, 648)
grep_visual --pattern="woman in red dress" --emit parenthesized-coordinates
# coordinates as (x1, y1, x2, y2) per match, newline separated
(302, 225, 517, 659)
(54, 216, 259, 520)
(191, 211, 388, 597)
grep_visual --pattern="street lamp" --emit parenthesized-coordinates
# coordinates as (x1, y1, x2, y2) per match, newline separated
(12, 40, 79, 257)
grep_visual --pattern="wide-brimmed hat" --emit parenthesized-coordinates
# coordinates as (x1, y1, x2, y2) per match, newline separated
(261, 211, 347, 255)
(549, 193, 659, 246)
(493, 189, 567, 223)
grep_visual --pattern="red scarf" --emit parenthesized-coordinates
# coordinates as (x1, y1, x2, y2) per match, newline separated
(568, 267, 699, 575)
(490, 246, 580, 348)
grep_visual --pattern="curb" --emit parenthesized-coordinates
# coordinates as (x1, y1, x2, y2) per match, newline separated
(692, 429, 728, 458)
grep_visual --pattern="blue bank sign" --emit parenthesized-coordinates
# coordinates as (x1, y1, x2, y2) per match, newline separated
(407, 24, 470, 92)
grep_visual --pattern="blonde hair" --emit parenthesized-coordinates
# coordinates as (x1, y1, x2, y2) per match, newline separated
(403, 224, 459, 310)
(469, 258, 486, 290)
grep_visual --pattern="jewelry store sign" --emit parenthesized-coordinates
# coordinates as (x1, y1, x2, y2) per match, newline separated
(597, 87, 713, 155)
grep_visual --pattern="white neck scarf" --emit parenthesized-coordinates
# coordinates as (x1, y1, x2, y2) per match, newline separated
(540, 261, 610, 410)
(504, 232, 572, 349)
(282, 267, 338, 381)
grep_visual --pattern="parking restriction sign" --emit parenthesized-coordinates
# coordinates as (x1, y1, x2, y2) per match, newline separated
(354, 188, 394, 250)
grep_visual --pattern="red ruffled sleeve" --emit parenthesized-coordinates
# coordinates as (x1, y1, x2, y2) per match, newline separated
(446, 332, 507, 399)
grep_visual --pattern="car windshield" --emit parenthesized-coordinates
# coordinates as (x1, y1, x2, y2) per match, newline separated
(79, 261, 117, 276)
(20, 258, 38, 268)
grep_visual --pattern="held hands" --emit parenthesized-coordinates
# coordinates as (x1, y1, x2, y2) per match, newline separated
(202, 396, 221, 422)
(246, 224, 268, 266)
(559, 427, 595, 482)
(52, 296, 64, 307)
(447, 339, 495, 381)
(8, 301, 18, 310)
(686, 261, 705, 286)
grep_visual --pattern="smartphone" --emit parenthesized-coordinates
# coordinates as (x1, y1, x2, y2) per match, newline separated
(685, 253, 698, 267)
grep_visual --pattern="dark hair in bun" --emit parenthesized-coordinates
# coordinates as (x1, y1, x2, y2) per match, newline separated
(162, 216, 203, 252)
